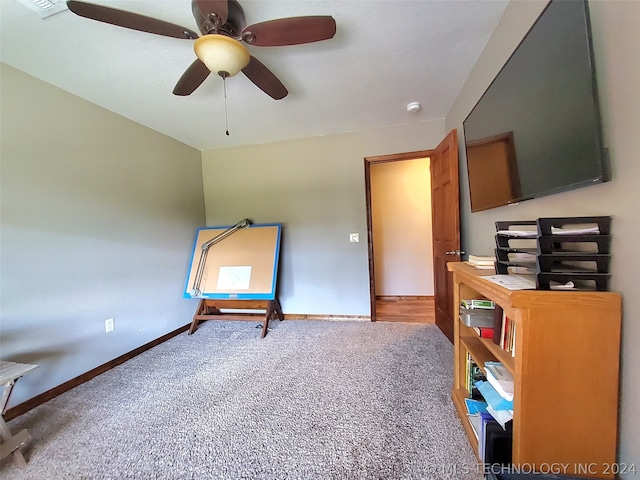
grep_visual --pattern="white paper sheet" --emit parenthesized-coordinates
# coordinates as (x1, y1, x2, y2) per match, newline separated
(217, 266, 252, 290)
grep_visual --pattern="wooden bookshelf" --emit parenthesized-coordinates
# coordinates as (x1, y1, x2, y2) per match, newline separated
(448, 262, 621, 479)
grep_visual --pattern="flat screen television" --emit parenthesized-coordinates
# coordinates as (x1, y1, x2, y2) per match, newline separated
(462, 0, 609, 213)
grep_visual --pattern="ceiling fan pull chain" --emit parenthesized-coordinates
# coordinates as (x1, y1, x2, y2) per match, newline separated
(223, 74, 230, 136)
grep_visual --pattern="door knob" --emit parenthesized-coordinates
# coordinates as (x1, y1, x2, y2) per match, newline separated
(445, 250, 466, 255)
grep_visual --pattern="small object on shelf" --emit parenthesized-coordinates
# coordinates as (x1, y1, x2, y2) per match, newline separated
(459, 308, 495, 327)
(476, 380, 513, 411)
(486, 404, 513, 429)
(484, 361, 514, 401)
(464, 397, 488, 414)
(461, 298, 495, 309)
(483, 275, 536, 291)
(467, 254, 496, 269)
(473, 326, 494, 338)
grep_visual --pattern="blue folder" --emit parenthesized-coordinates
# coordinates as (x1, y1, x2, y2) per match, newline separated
(475, 380, 513, 411)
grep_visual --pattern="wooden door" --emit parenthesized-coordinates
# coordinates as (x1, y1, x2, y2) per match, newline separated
(430, 129, 461, 342)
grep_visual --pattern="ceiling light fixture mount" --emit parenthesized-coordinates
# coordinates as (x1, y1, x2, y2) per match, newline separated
(406, 102, 421, 114)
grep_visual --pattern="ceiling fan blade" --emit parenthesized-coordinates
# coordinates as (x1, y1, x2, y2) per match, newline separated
(67, 1, 199, 39)
(173, 59, 211, 96)
(242, 16, 336, 47)
(192, 0, 228, 33)
(242, 56, 288, 100)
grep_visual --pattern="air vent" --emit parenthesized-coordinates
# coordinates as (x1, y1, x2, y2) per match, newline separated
(15, 0, 68, 18)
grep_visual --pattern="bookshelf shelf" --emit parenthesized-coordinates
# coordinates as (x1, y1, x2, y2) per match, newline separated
(460, 336, 497, 371)
(480, 338, 515, 375)
(448, 261, 621, 479)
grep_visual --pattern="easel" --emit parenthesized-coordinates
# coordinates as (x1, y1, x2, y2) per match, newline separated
(184, 222, 283, 338)
(188, 298, 284, 338)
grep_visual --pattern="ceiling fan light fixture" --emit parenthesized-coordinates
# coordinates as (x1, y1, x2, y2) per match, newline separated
(194, 34, 250, 77)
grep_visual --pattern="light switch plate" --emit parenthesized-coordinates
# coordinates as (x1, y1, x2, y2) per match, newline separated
(349, 233, 359, 243)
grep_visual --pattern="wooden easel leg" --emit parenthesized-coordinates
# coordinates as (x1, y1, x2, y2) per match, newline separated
(261, 301, 273, 338)
(260, 298, 284, 338)
(188, 300, 205, 335)
(274, 297, 284, 321)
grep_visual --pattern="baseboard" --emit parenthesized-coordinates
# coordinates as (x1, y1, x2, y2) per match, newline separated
(283, 314, 370, 322)
(4, 323, 190, 421)
(375, 295, 435, 301)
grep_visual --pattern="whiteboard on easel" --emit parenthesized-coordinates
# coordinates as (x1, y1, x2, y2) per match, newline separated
(183, 223, 281, 300)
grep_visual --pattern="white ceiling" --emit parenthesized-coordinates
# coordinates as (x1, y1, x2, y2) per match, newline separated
(0, 0, 509, 151)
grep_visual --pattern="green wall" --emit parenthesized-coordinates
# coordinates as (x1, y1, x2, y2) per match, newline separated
(0, 64, 206, 407)
(201, 122, 445, 316)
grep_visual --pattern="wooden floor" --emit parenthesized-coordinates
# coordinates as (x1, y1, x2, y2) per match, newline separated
(375, 296, 435, 324)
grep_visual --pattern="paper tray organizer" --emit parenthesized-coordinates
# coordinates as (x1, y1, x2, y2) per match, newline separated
(493, 216, 612, 291)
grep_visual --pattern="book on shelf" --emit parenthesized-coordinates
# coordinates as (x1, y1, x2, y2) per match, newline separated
(492, 306, 503, 345)
(484, 362, 514, 401)
(498, 311, 517, 356)
(473, 326, 494, 338)
(466, 353, 487, 396)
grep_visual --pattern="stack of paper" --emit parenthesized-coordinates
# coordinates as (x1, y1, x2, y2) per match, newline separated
(551, 225, 600, 235)
(483, 274, 536, 290)
(467, 255, 495, 269)
(484, 362, 514, 401)
(496, 229, 537, 238)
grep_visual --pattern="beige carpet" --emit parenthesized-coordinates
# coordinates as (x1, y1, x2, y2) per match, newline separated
(1, 319, 481, 480)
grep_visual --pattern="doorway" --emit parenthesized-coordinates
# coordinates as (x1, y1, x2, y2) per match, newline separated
(364, 130, 461, 340)
(367, 155, 434, 324)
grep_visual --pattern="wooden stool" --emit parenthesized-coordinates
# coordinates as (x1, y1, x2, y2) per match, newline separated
(0, 361, 37, 468)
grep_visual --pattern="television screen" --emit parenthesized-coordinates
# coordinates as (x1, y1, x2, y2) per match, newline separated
(462, 0, 609, 213)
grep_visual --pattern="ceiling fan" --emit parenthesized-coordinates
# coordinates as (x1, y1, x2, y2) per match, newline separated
(66, 0, 337, 100)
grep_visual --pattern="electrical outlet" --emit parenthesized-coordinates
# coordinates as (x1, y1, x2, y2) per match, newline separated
(349, 233, 359, 243)
(105, 318, 115, 333)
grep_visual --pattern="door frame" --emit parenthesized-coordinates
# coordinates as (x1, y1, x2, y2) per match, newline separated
(364, 150, 433, 322)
